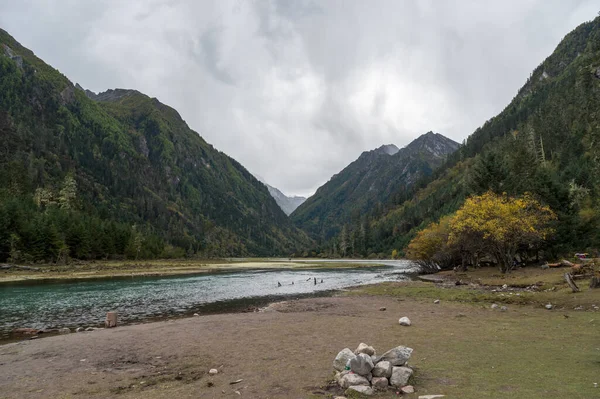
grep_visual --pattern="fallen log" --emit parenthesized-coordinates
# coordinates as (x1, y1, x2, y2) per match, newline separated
(564, 273, 580, 293)
(0, 264, 40, 271)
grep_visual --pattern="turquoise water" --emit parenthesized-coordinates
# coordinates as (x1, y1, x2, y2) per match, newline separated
(0, 260, 416, 338)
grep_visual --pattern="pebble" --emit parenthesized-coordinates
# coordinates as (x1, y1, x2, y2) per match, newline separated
(491, 304, 499, 309)
(379, 307, 386, 311)
(433, 299, 440, 304)
(545, 304, 553, 310)
(419, 396, 445, 399)
(401, 385, 415, 394)
(500, 306, 508, 312)
(209, 369, 218, 375)
(398, 317, 411, 326)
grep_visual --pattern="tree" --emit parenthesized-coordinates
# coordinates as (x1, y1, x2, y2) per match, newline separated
(406, 215, 457, 271)
(449, 192, 556, 273)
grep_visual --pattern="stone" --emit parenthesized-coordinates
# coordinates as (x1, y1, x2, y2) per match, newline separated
(545, 303, 553, 310)
(350, 353, 374, 376)
(418, 396, 445, 399)
(434, 299, 440, 304)
(491, 304, 499, 309)
(333, 397, 347, 399)
(500, 306, 508, 312)
(372, 360, 392, 378)
(345, 385, 374, 396)
(375, 346, 413, 366)
(379, 307, 386, 311)
(209, 369, 218, 375)
(58, 327, 71, 334)
(502, 284, 508, 289)
(355, 343, 376, 356)
(333, 348, 356, 372)
(339, 373, 370, 389)
(371, 376, 389, 390)
(401, 385, 415, 394)
(399, 317, 411, 326)
(193, 313, 199, 316)
(75, 327, 84, 333)
(85, 327, 96, 332)
(105, 312, 118, 328)
(389, 366, 413, 387)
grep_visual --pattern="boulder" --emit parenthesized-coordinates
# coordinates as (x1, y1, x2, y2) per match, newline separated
(355, 343, 376, 356)
(345, 385, 374, 396)
(58, 327, 71, 334)
(372, 360, 392, 378)
(390, 366, 413, 387)
(398, 317, 411, 326)
(335, 370, 350, 385)
(350, 353, 374, 376)
(401, 385, 415, 394)
(375, 346, 413, 366)
(371, 376, 389, 390)
(339, 373, 370, 389)
(333, 348, 356, 372)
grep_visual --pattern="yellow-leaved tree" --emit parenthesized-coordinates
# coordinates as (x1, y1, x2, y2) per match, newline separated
(406, 215, 457, 272)
(448, 192, 556, 273)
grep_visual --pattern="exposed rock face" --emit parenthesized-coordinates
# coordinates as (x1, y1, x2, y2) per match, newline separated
(375, 346, 413, 366)
(349, 353, 374, 376)
(333, 348, 356, 372)
(261, 180, 306, 215)
(339, 373, 370, 389)
(372, 360, 392, 378)
(390, 366, 413, 387)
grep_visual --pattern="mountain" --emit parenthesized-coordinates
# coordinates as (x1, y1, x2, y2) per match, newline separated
(353, 16, 600, 257)
(0, 29, 311, 261)
(264, 184, 306, 216)
(290, 132, 459, 241)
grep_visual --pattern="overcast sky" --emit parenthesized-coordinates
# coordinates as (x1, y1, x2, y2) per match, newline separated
(0, 0, 597, 196)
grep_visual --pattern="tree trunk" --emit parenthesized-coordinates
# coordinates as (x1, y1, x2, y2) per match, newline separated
(590, 276, 600, 289)
(564, 273, 580, 293)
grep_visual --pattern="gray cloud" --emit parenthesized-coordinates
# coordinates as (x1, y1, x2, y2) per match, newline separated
(0, 0, 597, 196)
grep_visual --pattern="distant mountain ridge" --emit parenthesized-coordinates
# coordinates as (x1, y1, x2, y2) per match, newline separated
(265, 184, 306, 215)
(291, 132, 459, 241)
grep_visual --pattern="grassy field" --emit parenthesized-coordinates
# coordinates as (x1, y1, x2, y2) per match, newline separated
(0, 258, 385, 283)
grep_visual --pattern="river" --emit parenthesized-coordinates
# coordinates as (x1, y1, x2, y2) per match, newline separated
(0, 259, 417, 338)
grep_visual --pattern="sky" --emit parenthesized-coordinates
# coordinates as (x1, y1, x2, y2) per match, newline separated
(0, 0, 597, 197)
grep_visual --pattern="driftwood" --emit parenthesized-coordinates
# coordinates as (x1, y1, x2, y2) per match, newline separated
(590, 276, 600, 289)
(564, 273, 580, 293)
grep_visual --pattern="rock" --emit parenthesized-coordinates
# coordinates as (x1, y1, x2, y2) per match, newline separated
(595, 67, 600, 79)
(339, 373, 370, 389)
(333, 348, 357, 372)
(345, 385, 374, 396)
(389, 366, 413, 387)
(372, 360, 392, 378)
(434, 299, 440, 304)
(209, 368, 218, 375)
(491, 304, 499, 309)
(12, 328, 40, 335)
(418, 396, 445, 399)
(379, 307, 386, 311)
(105, 311, 118, 328)
(335, 370, 350, 385)
(375, 346, 413, 366)
(502, 284, 508, 289)
(58, 327, 71, 334)
(500, 306, 508, 312)
(193, 313, 199, 316)
(75, 327, 84, 333)
(355, 343, 376, 356)
(371, 376, 389, 390)
(350, 353, 374, 376)
(545, 303, 553, 310)
(333, 397, 347, 399)
(85, 327, 95, 332)
(401, 385, 415, 394)
(399, 317, 411, 326)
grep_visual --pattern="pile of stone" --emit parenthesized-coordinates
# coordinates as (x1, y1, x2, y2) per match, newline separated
(333, 343, 415, 396)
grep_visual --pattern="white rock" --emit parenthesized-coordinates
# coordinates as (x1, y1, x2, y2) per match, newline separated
(500, 306, 508, 312)
(502, 284, 508, 289)
(418, 396, 445, 399)
(372, 360, 392, 378)
(389, 366, 413, 387)
(75, 327, 84, 333)
(434, 299, 440, 304)
(58, 327, 71, 334)
(491, 304, 499, 309)
(333, 397, 347, 399)
(376, 346, 413, 366)
(355, 342, 376, 356)
(371, 376, 389, 390)
(545, 304, 553, 310)
(399, 317, 411, 326)
(193, 313, 199, 316)
(345, 385, 374, 396)
(333, 348, 356, 372)
(401, 385, 415, 394)
(209, 369, 218, 375)
(350, 353, 374, 376)
(339, 373, 370, 389)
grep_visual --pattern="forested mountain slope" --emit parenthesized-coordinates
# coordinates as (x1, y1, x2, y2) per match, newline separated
(291, 132, 459, 242)
(0, 29, 310, 262)
(362, 17, 600, 257)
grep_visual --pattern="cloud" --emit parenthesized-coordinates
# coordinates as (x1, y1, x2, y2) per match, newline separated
(0, 0, 597, 196)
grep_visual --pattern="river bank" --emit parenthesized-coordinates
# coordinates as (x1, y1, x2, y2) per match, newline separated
(0, 258, 406, 284)
(1, 266, 598, 398)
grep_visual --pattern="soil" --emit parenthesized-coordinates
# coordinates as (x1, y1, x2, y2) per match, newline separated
(0, 294, 435, 399)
